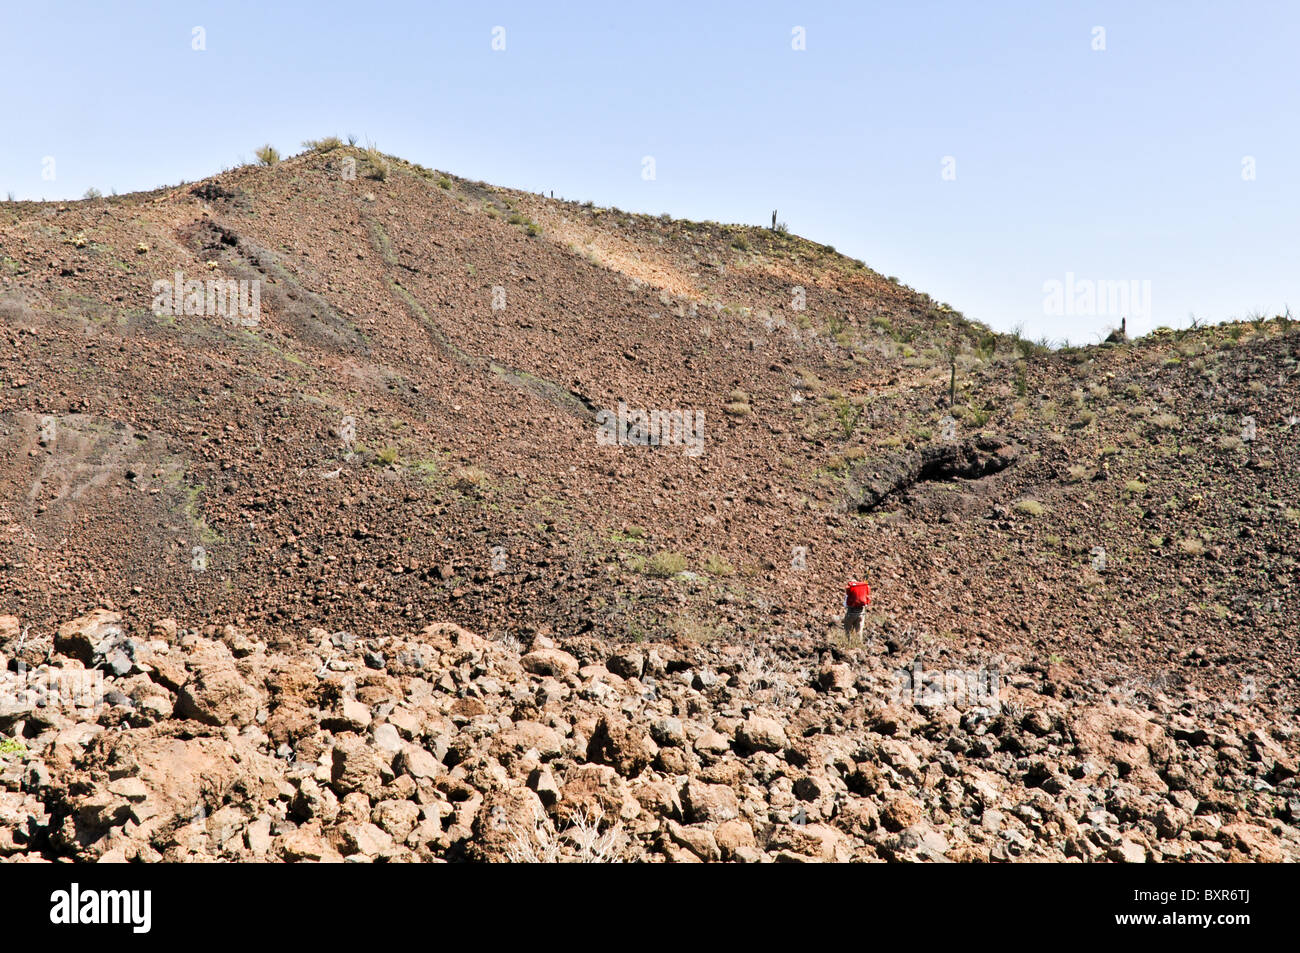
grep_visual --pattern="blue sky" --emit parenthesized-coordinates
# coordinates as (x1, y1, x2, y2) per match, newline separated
(3, 0, 1296, 342)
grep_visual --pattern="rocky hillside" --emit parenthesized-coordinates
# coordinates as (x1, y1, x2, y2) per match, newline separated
(1, 143, 1297, 861)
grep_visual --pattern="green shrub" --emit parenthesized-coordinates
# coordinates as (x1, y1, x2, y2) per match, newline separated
(364, 145, 388, 180)
(834, 398, 862, 439)
(254, 144, 281, 166)
(645, 551, 687, 577)
(452, 466, 488, 490)
(702, 554, 735, 576)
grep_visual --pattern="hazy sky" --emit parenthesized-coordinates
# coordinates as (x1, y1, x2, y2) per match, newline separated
(3, 0, 1296, 342)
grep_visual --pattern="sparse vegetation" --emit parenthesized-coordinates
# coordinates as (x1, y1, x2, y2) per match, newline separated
(302, 136, 343, 153)
(702, 554, 735, 576)
(254, 145, 281, 166)
(834, 397, 862, 439)
(364, 144, 388, 180)
(644, 550, 687, 578)
(452, 466, 488, 490)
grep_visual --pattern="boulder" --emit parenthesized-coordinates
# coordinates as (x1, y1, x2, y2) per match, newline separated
(587, 713, 656, 777)
(54, 609, 123, 666)
(520, 648, 580, 678)
(735, 716, 788, 754)
(174, 639, 261, 728)
(681, 779, 739, 824)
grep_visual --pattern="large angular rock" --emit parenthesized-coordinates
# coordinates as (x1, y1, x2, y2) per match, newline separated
(278, 824, 343, 863)
(735, 716, 788, 754)
(54, 609, 123, 667)
(768, 822, 852, 862)
(1071, 705, 1171, 793)
(520, 648, 580, 678)
(395, 743, 444, 781)
(496, 720, 565, 760)
(330, 735, 390, 800)
(174, 639, 262, 727)
(587, 713, 656, 777)
(880, 795, 923, 832)
(45, 726, 279, 859)
(681, 779, 739, 824)
(469, 787, 546, 862)
(557, 763, 639, 827)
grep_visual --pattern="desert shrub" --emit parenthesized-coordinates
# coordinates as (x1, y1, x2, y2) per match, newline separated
(1014, 499, 1046, 517)
(794, 367, 823, 393)
(254, 144, 280, 166)
(1150, 413, 1180, 430)
(644, 551, 687, 577)
(303, 136, 343, 152)
(834, 398, 862, 438)
(702, 554, 735, 576)
(364, 145, 388, 180)
(452, 466, 488, 490)
(505, 805, 624, 863)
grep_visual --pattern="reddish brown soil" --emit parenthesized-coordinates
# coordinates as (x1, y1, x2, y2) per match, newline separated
(1, 146, 1296, 716)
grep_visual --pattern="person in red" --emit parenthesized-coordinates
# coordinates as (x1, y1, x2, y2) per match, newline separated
(843, 580, 871, 639)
